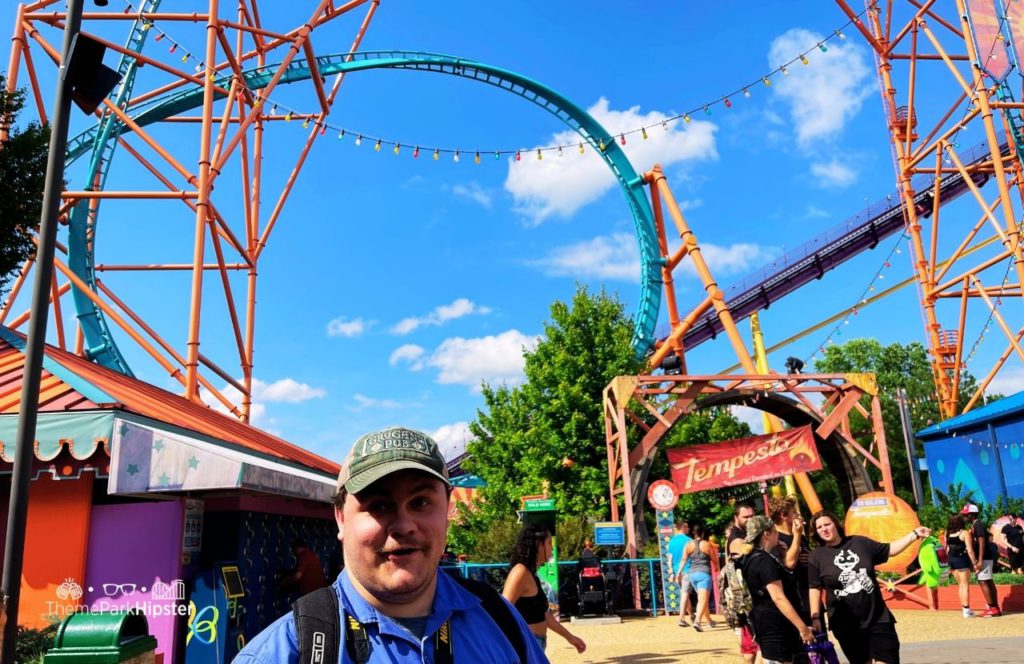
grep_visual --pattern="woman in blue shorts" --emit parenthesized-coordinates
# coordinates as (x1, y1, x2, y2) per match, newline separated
(678, 524, 715, 631)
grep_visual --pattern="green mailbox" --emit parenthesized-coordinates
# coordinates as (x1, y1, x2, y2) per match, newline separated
(44, 612, 157, 664)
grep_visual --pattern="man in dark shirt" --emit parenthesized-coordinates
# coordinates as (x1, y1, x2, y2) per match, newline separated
(726, 502, 757, 664)
(962, 503, 1001, 616)
(1000, 511, 1024, 573)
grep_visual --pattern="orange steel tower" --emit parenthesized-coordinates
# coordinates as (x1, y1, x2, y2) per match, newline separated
(2, 1, 378, 420)
(834, 0, 1024, 418)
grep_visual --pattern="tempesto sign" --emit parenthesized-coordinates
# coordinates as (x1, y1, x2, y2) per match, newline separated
(667, 425, 822, 494)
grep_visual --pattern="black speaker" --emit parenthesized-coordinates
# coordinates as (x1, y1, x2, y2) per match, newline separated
(64, 32, 121, 114)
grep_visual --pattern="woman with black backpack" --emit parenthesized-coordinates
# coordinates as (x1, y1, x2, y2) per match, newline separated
(740, 515, 814, 663)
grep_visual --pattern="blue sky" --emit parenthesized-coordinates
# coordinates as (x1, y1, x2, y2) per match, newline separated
(12, 1, 1024, 462)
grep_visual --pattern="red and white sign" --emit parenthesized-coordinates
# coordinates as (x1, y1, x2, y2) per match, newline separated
(647, 479, 679, 511)
(667, 425, 822, 494)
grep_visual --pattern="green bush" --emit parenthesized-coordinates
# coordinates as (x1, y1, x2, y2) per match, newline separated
(16, 624, 58, 663)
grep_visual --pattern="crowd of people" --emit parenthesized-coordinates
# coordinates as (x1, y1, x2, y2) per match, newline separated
(232, 424, 1020, 663)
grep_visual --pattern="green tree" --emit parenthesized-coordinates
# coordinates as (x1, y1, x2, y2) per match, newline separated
(813, 338, 982, 503)
(0, 73, 47, 293)
(458, 285, 757, 556)
(465, 285, 644, 525)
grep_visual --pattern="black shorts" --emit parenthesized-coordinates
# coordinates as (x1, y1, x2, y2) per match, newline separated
(948, 554, 972, 571)
(832, 619, 900, 664)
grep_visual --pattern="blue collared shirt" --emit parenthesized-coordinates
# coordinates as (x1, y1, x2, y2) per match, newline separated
(233, 570, 549, 663)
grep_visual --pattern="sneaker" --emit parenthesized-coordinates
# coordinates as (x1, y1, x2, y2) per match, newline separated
(962, 608, 975, 618)
(982, 607, 1002, 617)
(677, 618, 688, 627)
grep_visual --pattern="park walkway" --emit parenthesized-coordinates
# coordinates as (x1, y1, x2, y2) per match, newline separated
(545, 609, 1024, 663)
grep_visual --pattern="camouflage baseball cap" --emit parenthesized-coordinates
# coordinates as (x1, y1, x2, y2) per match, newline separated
(744, 515, 775, 543)
(337, 426, 450, 494)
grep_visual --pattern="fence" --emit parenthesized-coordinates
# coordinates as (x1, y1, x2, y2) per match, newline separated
(442, 558, 665, 616)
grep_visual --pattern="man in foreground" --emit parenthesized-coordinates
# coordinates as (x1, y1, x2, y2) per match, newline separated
(235, 426, 547, 663)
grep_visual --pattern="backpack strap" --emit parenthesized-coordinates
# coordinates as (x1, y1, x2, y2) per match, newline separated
(293, 578, 528, 664)
(455, 577, 528, 663)
(293, 587, 345, 664)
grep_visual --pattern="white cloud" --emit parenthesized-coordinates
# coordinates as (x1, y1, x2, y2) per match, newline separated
(504, 98, 718, 225)
(530, 232, 775, 283)
(731, 406, 766, 435)
(402, 329, 540, 391)
(350, 393, 405, 411)
(681, 198, 703, 211)
(768, 28, 872, 146)
(804, 204, 830, 219)
(987, 367, 1024, 397)
(390, 298, 492, 335)
(390, 344, 426, 367)
(256, 378, 326, 403)
(810, 160, 857, 187)
(327, 316, 371, 338)
(432, 421, 474, 460)
(200, 377, 325, 427)
(450, 181, 493, 208)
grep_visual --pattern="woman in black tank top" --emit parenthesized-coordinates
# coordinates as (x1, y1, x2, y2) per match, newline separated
(502, 524, 587, 654)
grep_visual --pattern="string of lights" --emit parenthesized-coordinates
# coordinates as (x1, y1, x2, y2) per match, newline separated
(120, 0, 868, 161)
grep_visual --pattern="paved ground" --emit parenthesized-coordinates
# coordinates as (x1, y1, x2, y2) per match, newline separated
(545, 609, 1024, 663)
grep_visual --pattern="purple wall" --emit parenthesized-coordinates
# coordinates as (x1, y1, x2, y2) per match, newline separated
(86, 501, 185, 663)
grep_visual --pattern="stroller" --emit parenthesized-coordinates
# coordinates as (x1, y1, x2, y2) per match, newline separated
(577, 550, 611, 616)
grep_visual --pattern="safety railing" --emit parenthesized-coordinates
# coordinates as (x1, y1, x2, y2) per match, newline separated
(442, 558, 665, 616)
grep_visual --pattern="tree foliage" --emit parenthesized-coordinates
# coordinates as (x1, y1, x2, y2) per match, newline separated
(0, 74, 47, 293)
(456, 286, 755, 556)
(464, 286, 644, 525)
(812, 338, 982, 503)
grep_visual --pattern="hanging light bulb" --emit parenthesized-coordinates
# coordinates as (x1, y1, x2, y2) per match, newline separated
(801, 54, 809, 65)
(433, 148, 439, 160)
(641, 127, 648, 139)
(781, 65, 789, 75)
(319, 124, 327, 136)
(337, 129, 345, 140)
(599, 138, 606, 151)
(285, 111, 293, 122)
(393, 143, 400, 155)
(578, 143, 585, 154)
(271, 104, 278, 115)
(763, 76, 772, 87)
(619, 133, 626, 145)
(301, 118, 309, 129)
(537, 148, 543, 160)
(683, 114, 691, 124)
(661, 120, 668, 131)
(154, 32, 164, 42)
(413, 146, 420, 158)
(453, 150, 460, 163)
(474, 151, 480, 164)
(818, 42, 828, 52)
(494, 151, 500, 160)
(724, 98, 732, 108)
(515, 150, 521, 162)
(836, 28, 846, 40)
(558, 146, 564, 156)
(169, 43, 177, 54)
(743, 88, 751, 98)
(374, 139, 381, 151)
(704, 105, 711, 115)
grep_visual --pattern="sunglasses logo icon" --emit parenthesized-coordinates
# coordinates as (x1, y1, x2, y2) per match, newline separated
(102, 583, 137, 597)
